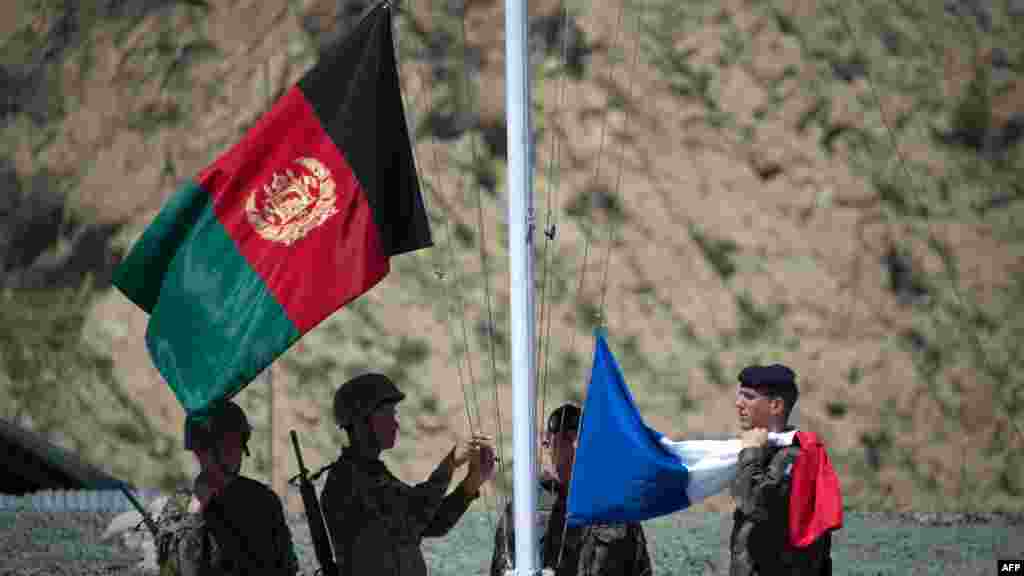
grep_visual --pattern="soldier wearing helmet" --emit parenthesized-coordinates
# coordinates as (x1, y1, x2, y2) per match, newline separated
(330, 372, 407, 454)
(185, 400, 253, 476)
(321, 373, 497, 576)
(184, 400, 299, 575)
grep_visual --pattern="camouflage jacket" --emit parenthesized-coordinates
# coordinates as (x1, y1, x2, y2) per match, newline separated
(154, 490, 221, 576)
(730, 443, 832, 576)
(490, 478, 653, 576)
(320, 448, 479, 576)
(488, 477, 559, 576)
(202, 476, 300, 576)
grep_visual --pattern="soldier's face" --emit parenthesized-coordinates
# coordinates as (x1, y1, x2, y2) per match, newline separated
(548, 430, 577, 484)
(735, 387, 781, 431)
(216, 431, 245, 476)
(370, 403, 399, 450)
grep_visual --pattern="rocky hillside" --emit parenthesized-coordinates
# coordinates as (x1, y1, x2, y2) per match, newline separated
(1, 0, 1021, 514)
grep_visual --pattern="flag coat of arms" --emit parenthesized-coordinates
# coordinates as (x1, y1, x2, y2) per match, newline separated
(113, 1, 431, 417)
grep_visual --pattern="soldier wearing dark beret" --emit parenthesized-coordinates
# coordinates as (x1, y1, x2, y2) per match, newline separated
(730, 364, 836, 575)
(490, 403, 653, 576)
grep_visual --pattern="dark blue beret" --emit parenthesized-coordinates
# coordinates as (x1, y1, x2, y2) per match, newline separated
(738, 364, 798, 400)
(547, 403, 581, 434)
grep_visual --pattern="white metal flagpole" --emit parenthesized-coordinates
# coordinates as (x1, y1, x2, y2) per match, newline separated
(506, 0, 538, 574)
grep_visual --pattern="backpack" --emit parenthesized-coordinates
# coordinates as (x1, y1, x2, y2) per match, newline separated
(153, 490, 222, 576)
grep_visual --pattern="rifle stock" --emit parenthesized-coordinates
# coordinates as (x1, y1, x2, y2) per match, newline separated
(290, 430, 338, 576)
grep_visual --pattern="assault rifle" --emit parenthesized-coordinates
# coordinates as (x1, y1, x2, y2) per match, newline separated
(290, 430, 337, 576)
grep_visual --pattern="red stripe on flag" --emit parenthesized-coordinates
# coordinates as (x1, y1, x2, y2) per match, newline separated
(789, 431, 843, 548)
(197, 87, 389, 333)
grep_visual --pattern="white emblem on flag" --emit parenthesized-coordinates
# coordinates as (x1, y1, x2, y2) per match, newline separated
(245, 157, 338, 246)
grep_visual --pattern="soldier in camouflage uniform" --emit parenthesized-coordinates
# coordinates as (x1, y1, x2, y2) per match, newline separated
(489, 404, 653, 576)
(730, 365, 833, 575)
(185, 400, 300, 575)
(153, 484, 222, 576)
(321, 372, 496, 576)
(488, 471, 560, 576)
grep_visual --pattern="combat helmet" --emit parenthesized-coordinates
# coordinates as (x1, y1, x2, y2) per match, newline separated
(184, 400, 252, 455)
(333, 373, 406, 429)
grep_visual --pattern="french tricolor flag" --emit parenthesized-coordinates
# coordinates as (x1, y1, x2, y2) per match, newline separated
(567, 330, 842, 548)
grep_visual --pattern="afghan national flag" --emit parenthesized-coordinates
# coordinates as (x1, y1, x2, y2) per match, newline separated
(112, 1, 431, 417)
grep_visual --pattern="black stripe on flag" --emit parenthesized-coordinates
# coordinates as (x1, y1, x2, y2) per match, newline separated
(298, 1, 432, 257)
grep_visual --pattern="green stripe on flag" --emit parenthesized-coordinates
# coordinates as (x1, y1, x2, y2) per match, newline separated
(114, 181, 212, 314)
(142, 181, 300, 415)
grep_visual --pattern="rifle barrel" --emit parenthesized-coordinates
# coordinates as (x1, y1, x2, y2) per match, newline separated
(290, 430, 307, 474)
(289, 429, 338, 576)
